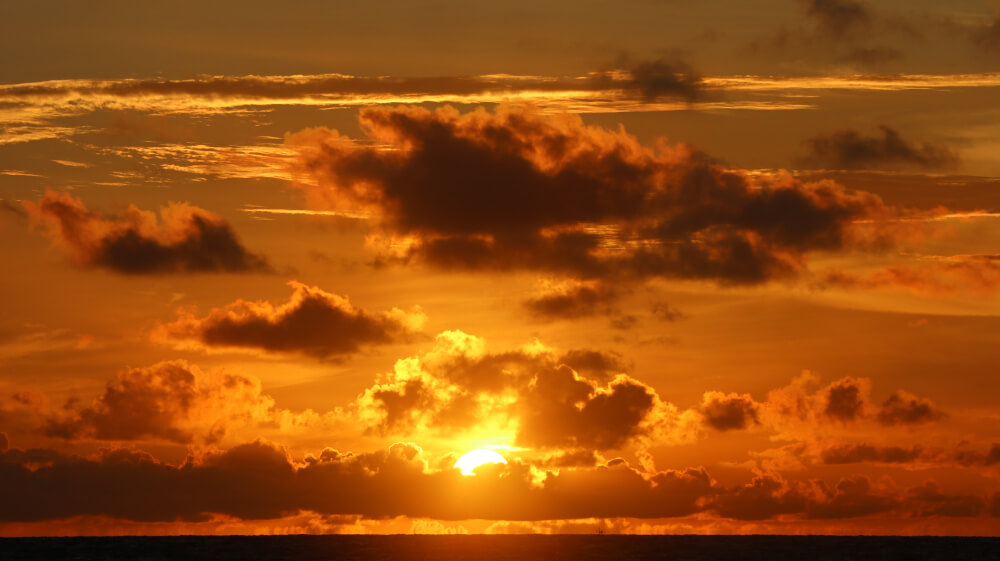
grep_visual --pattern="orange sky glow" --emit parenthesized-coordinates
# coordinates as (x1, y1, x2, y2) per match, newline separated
(1, 0, 1000, 537)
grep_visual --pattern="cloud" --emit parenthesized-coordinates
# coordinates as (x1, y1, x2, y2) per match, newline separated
(821, 444, 924, 464)
(797, 126, 959, 171)
(0, 66, 710, 124)
(875, 391, 944, 425)
(818, 443, 1000, 467)
(973, 12, 1000, 50)
(762, 373, 942, 431)
(2, 439, 994, 525)
(805, 475, 897, 519)
(823, 377, 867, 422)
(699, 392, 761, 431)
(905, 481, 987, 518)
(557, 349, 629, 382)
(156, 281, 426, 359)
(592, 56, 703, 102)
(955, 444, 1000, 467)
(356, 331, 676, 450)
(0, 441, 713, 522)
(523, 281, 619, 320)
(540, 449, 601, 468)
(43, 361, 278, 444)
(651, 302, 685, 322)
(820, 255, 1000, 296)
(24, 191, 272, 274)
(289, 105, 894, 287)
(357, 340, 945, 454)
(804, 0, 871, 39)
(516, 370, 658, 450)
(709, 474, 808, 520)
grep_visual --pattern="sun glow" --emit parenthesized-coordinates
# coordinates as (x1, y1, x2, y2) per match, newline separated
(453, 449, 508, 476)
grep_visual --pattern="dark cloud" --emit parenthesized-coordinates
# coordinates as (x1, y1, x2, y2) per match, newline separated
(557, 349, 628, 382)
(823, 377, 866, 422)
(905, 481, 986, 518)
(24, 191, 272, 274)
(710, 474, 808, 520)
(821, 444, 924, 464)
(700, 392, 760, 431)
(797, 126, 960, 171)
(804, 0, 870, 39)
(0, 432, 7, 451)
(816, 442, 999, 469)
(876, 391, 944, 425)
(972, 13, 1000, 50)
(523, 282, 618, 320)
(0, 441, 712, 522)
(157, 281, 425, 359)
(651, 302, 685, 322)
(516, 369, 657, 449)
(43, 361, 276, 444)
(289, 106, 893, 287)
(592, 56, 703, 102)
(3, 440, 987, 524)
(805, 475, 897, 519)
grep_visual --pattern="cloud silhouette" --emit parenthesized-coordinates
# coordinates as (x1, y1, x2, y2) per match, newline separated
(1, 439, 993, 524)
(24, 191, 271, 274)
(798, 126, 959, 171)
(700, 392, 761, 431)
(876, 391, 944, 425)
(289, 105, 894, 287)
(157, 281, 426, 358)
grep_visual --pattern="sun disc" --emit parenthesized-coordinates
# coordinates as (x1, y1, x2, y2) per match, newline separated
(454, 449, 507, 476)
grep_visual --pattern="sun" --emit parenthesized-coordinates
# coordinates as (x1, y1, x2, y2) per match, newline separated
(453, 449, 508, 476)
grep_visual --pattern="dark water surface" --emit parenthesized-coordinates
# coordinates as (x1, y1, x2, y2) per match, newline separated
(1, 535, 998, 561)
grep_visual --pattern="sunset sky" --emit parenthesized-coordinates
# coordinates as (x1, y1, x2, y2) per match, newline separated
(2, 0, 1000, 536)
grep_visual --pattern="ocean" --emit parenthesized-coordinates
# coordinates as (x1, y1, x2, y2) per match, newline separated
(1, 535, 998, 561)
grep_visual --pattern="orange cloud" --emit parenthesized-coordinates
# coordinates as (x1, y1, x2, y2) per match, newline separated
(24, 191, 271, 274)
(43, 361, 278, 444)
(356, 331, 678, 450)
(157, 281, 425, 359)
(821, 255, 1000, 296)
